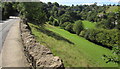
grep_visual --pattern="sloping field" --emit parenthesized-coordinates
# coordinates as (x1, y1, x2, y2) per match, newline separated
(106, 6, 118, 13)
(98, 6, 118, 15)
(29, 23, 118, 67)
(82, 21, 96, 29)
(46, 25, 118, 67)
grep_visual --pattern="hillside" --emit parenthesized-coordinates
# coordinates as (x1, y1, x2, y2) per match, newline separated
(106, 6, 118, 13)
(28, 23, 118, 67)
(82, 21, 96, 29)
(98, 6, 118, 15)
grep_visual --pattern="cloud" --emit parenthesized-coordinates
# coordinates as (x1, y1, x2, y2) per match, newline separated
(39, 0, 119, 6)
(80, 3, 94, 5)
(80, 3, 102, 6)
(109, 0, 119, 2)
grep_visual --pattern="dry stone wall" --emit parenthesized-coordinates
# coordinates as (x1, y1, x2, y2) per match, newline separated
(20, 19, 64, 69)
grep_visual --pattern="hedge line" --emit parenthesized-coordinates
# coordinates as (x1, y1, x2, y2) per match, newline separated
(80, 29, 119, 49)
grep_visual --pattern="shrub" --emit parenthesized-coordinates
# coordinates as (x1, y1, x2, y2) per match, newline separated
(49, 16, 54, 22)
(65, 23, 74, 33)
(47, 21, 53, 25)
(79, 30, 86, 37)
(61, 22, 71, 29)
(73, 20, 84, 35)
(53, 19, 59, 26)
(82, 29, 119, 49)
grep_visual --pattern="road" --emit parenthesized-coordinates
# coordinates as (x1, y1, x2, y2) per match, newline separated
(0, 17, 18, 52)
(0, 17, 28, 67)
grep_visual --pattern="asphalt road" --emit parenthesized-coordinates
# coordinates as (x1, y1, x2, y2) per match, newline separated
(0, 17, 18, 52)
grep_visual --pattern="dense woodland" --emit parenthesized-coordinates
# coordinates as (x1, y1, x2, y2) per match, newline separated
(1, 2, 120, 65)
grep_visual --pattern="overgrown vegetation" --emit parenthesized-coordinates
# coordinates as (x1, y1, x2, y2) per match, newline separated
(80, 29, 119, 49)
(1, 2, 18, 20)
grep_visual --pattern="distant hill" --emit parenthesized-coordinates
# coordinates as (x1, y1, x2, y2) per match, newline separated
(98, 6, 118, 15)
(106, 6, 118, 13)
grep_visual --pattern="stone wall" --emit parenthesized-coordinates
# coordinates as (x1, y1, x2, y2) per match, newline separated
(20, 20, 64, 69)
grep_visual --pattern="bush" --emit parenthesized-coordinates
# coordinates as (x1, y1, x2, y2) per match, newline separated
(79, 30, 86, 37)
(47, 21, 53, 25)
(65, 23, 74, 33)
(49, 16, 54, 22)
(73, 20, 84, 35)
(59, 14, 73, 26)
(81, 29, 119, 49)
(53, 19, 59, 26)
(61, 22, 71, 29)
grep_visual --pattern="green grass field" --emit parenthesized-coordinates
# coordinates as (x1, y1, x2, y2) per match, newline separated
(29, 23, 118, 67)
(98, 6, 118, 15)
(106, 6, 118, 13)
(82, 21, 96, 29)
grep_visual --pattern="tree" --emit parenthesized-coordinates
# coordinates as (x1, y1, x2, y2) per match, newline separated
(58, 9, 65, 16)
(73, 20, 84, 35)
(17, 2, 47, 25)
(49, 16, 54, 22)
(53, 2, 59, 7)
(53, 19, 59, 26)
(65, 23, 74, 33)
(2, 2, 17, 20)
(47, 2, 53, 8)
(59, 14, 73, 26)
(61, 22, 71, 29)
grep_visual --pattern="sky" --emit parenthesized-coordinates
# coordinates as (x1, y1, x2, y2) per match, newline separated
(40, 0, 119, 6)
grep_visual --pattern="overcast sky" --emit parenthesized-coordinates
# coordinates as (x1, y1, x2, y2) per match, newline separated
(40, 0, 119, 6)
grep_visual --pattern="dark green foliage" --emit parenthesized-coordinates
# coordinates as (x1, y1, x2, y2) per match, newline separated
(2, 2, 18, 20)
(53, 2, 59, 7)
(53, 19, 59, 26)
(73, 20, 84, 35)
(65, 23, 74, 33)
(61, 22, 71, 29)
(96, 19, 111, 29)
(49, 16, 54, 22)
(59, 14, 73, 26)
(81, 29, 119, 49)
(47, 21, 53, 25)
(103, 40, 120, 64)
(58, 9, 65, 16)
(17, 2, 47, 25)
(97, 12, 119, 29)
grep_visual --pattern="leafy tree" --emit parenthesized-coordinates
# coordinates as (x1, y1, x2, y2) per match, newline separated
(61, 22, 71, 29)
(58, 9, 65, 16)
(53, 19, 59, 26)
(73, 20, 84, 35)
(53, 2, 59, 7)
(81, 29, 119, 49)
(17, 2, 47, 25)
(49, 16, 54, 22)
(2, 2, 17, 20)
(52, 5, 58, 11)
(47, 2, 53, 8)
(65, 23, 74, 33)
(59, 14, 73, 26)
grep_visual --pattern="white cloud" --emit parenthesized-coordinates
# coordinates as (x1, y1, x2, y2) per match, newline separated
(109, 0, 119, 2)
(81, 3, 94, 5)
(80, 3, 102, 6)
(39, 0, 119, 6)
